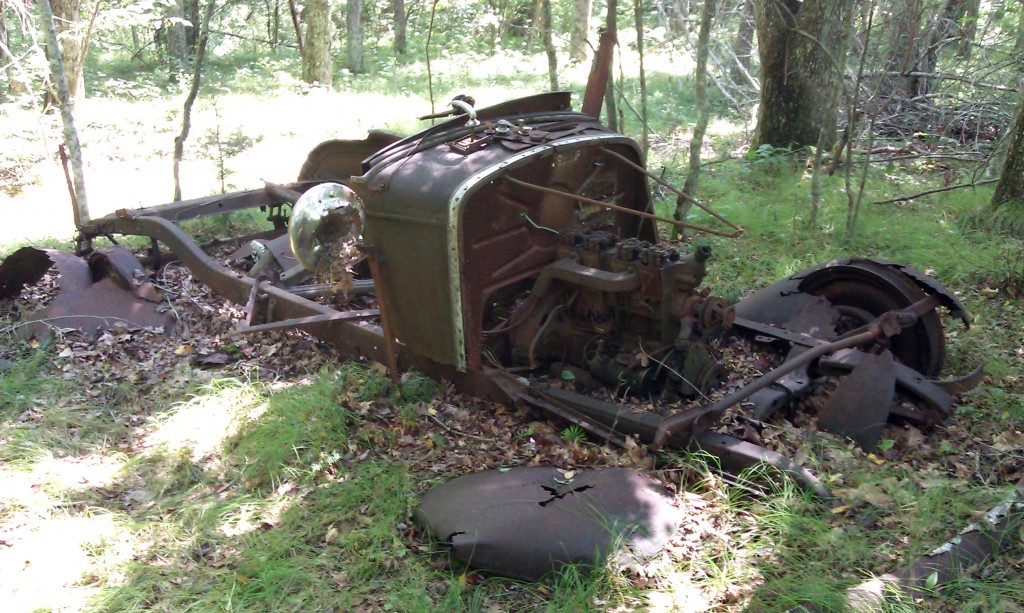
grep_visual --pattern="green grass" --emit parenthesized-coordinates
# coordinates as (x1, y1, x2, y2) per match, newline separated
(0, 347, 57, 417)
(225, 370, 355, 489)
(705, 464, 1013, 613)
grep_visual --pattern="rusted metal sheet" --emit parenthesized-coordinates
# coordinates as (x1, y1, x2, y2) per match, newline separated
(2, 247, 175, 340)
(1, 246, 174, 339)
(227, 233, 290, 264)
(819, 348, 955, 420)
(89, 246, 162, 301)
(0, 246, 90, 298)
(734, 258, 959, 376)
(18, 277, 175, 340)
(297, 130, 403, 181)
(817, 351, 896, 451)
(781, 295, 837, 339)
(414, 466, 680, 581)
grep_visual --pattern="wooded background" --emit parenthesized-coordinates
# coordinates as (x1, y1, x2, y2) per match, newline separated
(5, 0, 1024, 235)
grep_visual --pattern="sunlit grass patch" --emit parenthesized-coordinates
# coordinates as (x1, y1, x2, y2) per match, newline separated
(0, 349, 134, 467)
(95, 461, 428, 613)
(144, 375, 266, 462)
(0, 510, 137, 613)
(226, 368, 356, 488)
(707, 462, 1012, 611)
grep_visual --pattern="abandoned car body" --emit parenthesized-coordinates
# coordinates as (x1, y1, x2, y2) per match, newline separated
(1, 89, 976, 493)
(0, 33, 980, 503)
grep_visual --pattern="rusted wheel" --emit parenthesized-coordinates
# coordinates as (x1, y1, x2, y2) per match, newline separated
(799, 261, 946, 377)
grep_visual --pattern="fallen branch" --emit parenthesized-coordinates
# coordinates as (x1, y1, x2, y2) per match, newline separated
(210, 30, 298, 48)
(425, 411, 500, 443)
(868, 71, 1017, 93)
(853, 154, 985, 165)
(873, 178, 998, 204)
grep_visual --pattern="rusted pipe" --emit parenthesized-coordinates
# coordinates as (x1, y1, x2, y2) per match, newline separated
(581, 30, 616, 118)
(599, 147, 744, 238)
(533, 257, 639, 297)
(503, 175, 736, 237)
(362, 244, 400, 383)
(264, 182, 304, 204)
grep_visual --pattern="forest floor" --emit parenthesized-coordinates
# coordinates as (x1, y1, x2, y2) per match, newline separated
(2, 50, 1024, 612)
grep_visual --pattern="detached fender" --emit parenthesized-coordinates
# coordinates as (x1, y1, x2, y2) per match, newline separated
(297, 130, 404, 182)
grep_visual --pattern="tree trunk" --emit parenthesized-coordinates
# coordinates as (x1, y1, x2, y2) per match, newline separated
(634, 0, 648, 157)
(729, 0, 754, 85)
(603, 0, 618, 132)
(527, 0, 543, 49)
(752, 0, 850, 150)
(497, 0, 511, 44)
(38, 0, 89, 226)
(0, 7, 9, 101)
(301, 0, 332, 84)
(683, 0, 715, 197)
(956, 0, 979, 60)
(288, 0, 304, 51)
(49, 0, 84, 101)
(183, 0, 200, 51)
(885, 0, 943, 98)
(268, 0, 280, 47)
(173, 0, 215, 202)
(569, 0, 591, 62)
(347, 0, 365, 73)
(542, 0, 557, 90)
(992, 93, 1024, 208)
(394, 0, 407, 55)
(1017, 7, 1024, 57)
(809, 1, 853, 228)
(676, 0, 716, 236)
(166, 0, 189, 83)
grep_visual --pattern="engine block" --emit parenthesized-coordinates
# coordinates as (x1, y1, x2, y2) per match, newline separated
(500, 227, 732, 400)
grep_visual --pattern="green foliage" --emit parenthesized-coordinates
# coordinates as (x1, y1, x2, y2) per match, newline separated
(746, 143, 795, 164)
(398, 371, 439, 404)
(560, 424, 586, 444)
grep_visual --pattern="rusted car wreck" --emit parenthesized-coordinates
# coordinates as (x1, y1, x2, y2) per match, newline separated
(0, 38, 989, 581)
(2, 50, 978, 492)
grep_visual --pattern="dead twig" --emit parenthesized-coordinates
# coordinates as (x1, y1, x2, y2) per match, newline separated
(425, 411, 500, 443)
(873, 178, 998, 204)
